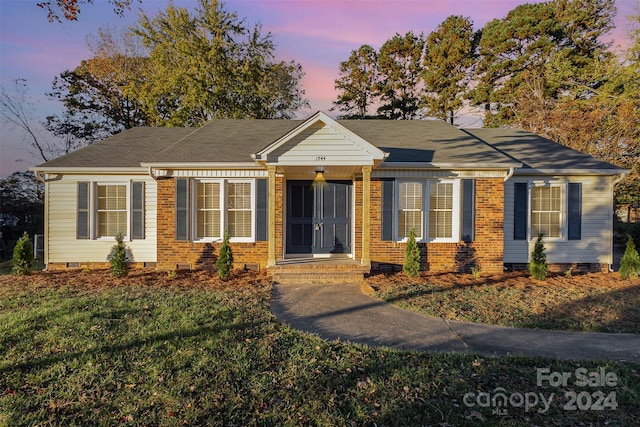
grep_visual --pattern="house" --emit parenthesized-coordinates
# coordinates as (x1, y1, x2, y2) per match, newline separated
(31, 112, 626, 275)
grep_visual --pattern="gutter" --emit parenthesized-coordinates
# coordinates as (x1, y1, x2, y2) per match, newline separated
(609, 171, 629, 272)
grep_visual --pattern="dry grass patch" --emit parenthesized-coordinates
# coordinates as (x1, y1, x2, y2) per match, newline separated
(369, 271, 640, 333)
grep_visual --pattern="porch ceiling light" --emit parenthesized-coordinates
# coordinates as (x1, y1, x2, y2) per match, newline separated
(314, 166, 326, 185)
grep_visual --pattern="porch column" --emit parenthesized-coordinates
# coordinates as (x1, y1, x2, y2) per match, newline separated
(362, 165, 371, 266)
(267, 165, 277, 267)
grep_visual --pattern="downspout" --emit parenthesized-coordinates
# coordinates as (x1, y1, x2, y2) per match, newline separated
(503, 167, 515, 182)
(609, 172, 628, 272)
(33, 171, 49, 270)
(148, 166, 158, 181)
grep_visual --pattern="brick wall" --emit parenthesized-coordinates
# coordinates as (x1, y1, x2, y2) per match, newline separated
(156, 178, 269, 270)
(369, 177, 505, 274)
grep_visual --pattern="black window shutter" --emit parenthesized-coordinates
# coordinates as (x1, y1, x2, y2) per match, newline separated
(132, 181, 145, 240)
(175, 178, 189, 241)
(461, 179, 475, 243)
(568, 182, 582, 240)
(256, 179, 268, 241)
(77, 182, 90, 240)
(381, 179, 395, 241)
(513, 182, 528, 240)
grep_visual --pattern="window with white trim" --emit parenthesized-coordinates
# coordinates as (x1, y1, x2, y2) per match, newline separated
(96, 184, 127, 238)
(398, 181, 423, 239)
(428, 182, 454, 239)
(531, 185, 562, 238)
(76, 181, 145, 240)
(192, 179, 254, 241)
(396, 180, 460, 242)
(196, 181, 221, 239)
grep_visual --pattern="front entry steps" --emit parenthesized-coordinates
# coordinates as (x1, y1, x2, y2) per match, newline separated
(270, 259, 370, 285)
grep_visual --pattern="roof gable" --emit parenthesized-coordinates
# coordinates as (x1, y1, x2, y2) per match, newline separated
(253, 111, 387, 166)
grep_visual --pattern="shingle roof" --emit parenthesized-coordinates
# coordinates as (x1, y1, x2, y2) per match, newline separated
(37, 127, 193, 168)
(338, 120, 516, 166)
(465, 128, 623, 171)
(148, 119, 302, 163)
(34, 118, 624, 174)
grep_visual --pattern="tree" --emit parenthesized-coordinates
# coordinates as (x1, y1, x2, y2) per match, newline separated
(473, 0, 615, 125)
(529, 233, 548, 280)
(619, 234, 640, 279)
(37, 0, 139, 23)
(12, 232, 33, 275)
(216, 231, 233, 280)
(1, 79, 54, 162)
(133, 0, 306, 126)
(0, 172, 44, 244)
(109, 233, 129, 278)
(423, 16, 477, 125)
(332, 45, 379, 118)
(376, 32, 425, 120)
(46, 26, 150, 142)
(403, 228, 421, 278)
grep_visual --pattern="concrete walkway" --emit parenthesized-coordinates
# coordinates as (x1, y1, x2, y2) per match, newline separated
(270, 282, 640, 363)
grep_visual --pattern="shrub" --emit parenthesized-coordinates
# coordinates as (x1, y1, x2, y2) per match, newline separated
(619, 234, 640, 280)
(403, 228, 421, 278)
(216, 231, 233, 280)
(109, 233, 129, 278)
(529, 233, 548, 280)
(12, 232, 33, 275)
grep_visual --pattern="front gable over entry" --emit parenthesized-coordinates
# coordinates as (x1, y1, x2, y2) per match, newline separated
(252, 112, 388, 168)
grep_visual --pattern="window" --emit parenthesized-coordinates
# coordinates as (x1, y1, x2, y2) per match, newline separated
(531, 185, 561, 238)
(96, 184, 127, 238)
(192, 180, 254, 241)
(428, 182, 453, 239)
(394, 180, 460, 242)
(227, 182, 252, 238)
(196, 181, 221, 239)
(398, 181, 423, 239)
(76, 181, 145, 240)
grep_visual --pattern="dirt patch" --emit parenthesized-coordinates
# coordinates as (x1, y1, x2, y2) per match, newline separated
(0, 268, 272, 295)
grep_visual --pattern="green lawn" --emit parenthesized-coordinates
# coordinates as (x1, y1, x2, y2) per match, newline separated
(1, 272, 639, 426)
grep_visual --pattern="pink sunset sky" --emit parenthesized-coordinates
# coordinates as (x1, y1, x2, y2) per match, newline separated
(0, 0, 637, 178)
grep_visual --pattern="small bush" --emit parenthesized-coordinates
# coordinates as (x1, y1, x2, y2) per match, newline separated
(109, 234, 129, 278)
(529, 233, 548, 280)
(12, 232, 33, 275)
(403, 228, 421, 278)
(470, 265, 481, 279)
(619, 234, 640, 280)
(216, 231, 233, 280)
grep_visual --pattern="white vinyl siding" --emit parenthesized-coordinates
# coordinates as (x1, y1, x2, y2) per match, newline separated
(269, 122, 376, 165)
(504, 175, 614, 264)
(45, 175, 157, 264)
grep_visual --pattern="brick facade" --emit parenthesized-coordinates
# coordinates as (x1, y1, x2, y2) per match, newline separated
(156, 178, 269, 271)
(49, 175, 507, 273)
(368, 177, 505, 274)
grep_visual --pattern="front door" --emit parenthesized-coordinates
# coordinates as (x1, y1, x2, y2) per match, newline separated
(286, 180, 351, 255)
